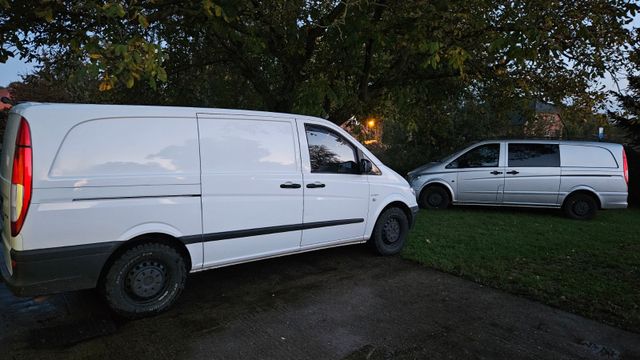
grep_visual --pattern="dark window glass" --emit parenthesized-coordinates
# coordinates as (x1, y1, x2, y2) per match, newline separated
(447, 144, 500, 168)
(305, 125, 358, 174)
(508, 143, 560, 167)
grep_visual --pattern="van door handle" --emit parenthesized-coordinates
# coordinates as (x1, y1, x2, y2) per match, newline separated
(306, 182, 325, 188)
(490, 171, 503, 175)
(507, 170, 519, 175)
(280, 182, 301, 189)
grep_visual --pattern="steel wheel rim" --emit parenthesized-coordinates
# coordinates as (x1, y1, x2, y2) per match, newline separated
(383, 217, 401, 244)
(125, 260, 168, 302)
(428, 192, 443, 207)
(573, 200, 590, 216)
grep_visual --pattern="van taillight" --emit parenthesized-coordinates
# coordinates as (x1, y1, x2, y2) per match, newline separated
(623, 149, 628, 185)
(10, 117, 32, 237)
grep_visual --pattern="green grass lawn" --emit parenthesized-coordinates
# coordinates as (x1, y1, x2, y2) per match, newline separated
(403, 206, 640, 333)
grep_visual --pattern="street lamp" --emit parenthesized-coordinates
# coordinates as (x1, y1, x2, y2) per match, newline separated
(367, 119, 376, 128)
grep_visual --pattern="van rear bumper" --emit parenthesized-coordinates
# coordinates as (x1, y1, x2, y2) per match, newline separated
(0, 242, 119, 297)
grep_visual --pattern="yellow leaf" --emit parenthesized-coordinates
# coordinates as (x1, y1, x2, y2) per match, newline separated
(89, 53, 102, 60)
(214, 5, 222, 17)
(99, 80, 113, 92)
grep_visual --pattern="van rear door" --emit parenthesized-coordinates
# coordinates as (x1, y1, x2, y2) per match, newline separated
(0, 112, 23, 274)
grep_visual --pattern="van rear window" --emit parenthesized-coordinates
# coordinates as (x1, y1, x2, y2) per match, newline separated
(560, 145, 618, 168)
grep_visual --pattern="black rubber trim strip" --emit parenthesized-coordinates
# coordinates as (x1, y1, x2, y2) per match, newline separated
(180, 218, 365, 244)
(72, 194, 201, 202)
(10, 241, 121, 262)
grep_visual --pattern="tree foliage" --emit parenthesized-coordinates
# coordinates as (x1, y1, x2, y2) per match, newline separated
(610, 48, 640, 148)
(2, 1, 639, 171)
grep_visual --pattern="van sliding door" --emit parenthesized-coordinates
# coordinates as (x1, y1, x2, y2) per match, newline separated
(197, 114, 304, 267)
(503, 143, 561, 205)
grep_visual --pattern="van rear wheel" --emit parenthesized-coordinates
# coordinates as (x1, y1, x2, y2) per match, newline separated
(102, 243, 187, 318)
(563, 193, 598, 220)
(370, 207, 409, 256)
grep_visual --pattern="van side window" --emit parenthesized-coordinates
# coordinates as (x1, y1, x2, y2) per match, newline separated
(447, 144, 500, 168)
(199, 118, 298, 173)
(305, 125, 358, 174)
(508, 143, 560, 167)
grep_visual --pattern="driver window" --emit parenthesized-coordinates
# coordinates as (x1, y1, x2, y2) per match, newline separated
(447, 143, 500, 168)
(305, 125, 359, 174)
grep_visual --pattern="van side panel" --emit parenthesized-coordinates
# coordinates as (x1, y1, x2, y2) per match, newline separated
(561, 145, 618, 168)
(559, 144, 628, 209)
(3, 115, 204, 295)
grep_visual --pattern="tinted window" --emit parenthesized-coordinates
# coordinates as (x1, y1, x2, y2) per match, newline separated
(305, 125, 358, 174)
(447, 144, 500, 168)
(508, 143, 560, 167)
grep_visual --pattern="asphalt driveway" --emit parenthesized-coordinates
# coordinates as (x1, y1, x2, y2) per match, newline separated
(1, 245, 639, 359)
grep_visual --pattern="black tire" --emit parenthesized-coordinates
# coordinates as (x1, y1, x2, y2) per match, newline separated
(370, 207, 409, 256)
(101, 242, 187, 318)
(419, 186, 451, 209)
(563, 193, 598, 220)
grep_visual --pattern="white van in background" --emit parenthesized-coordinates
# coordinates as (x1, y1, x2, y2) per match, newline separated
(408, 140, 628, 219)
(1, 103, 418, 317)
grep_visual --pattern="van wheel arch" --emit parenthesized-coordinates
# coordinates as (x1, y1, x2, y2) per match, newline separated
(562, 190, 600, 220)
(380, 201, 412, 225)
(419, 183, 452, 209)
(562, 190, 601, 210)
(98, 233, 192, 289)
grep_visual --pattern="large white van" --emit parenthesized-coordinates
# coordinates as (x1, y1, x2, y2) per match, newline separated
(1, 103, 418, 317)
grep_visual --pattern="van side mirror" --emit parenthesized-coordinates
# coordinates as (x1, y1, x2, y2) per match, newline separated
(360, 159, 372, 174)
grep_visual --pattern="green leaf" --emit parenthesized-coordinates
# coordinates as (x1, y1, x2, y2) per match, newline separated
(138, 14, 149, 28)
(34, 7, 53, 22)
(157, 67, 167, 82)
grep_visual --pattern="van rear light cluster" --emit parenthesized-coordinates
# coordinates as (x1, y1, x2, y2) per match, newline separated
(10, 117, 33, 237)
(623, 149, 629, 185)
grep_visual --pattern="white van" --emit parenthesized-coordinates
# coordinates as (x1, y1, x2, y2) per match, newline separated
(408, 140, 628, 219)
(1, 103, 418, 317)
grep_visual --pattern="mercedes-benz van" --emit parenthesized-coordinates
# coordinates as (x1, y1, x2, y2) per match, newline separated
(1, 103, 418, 317)
(408, 140, 628, 219)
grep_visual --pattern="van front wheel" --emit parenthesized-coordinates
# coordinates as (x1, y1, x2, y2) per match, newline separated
(370, 207, 409, 256)
(563, 193, 598, 220)
(102, 243, 187, 318)
(419, 186, 450, 209)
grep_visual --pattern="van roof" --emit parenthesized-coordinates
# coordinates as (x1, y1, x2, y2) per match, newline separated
(474, 138, 623, 150)
(9, 102, 320, 123)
